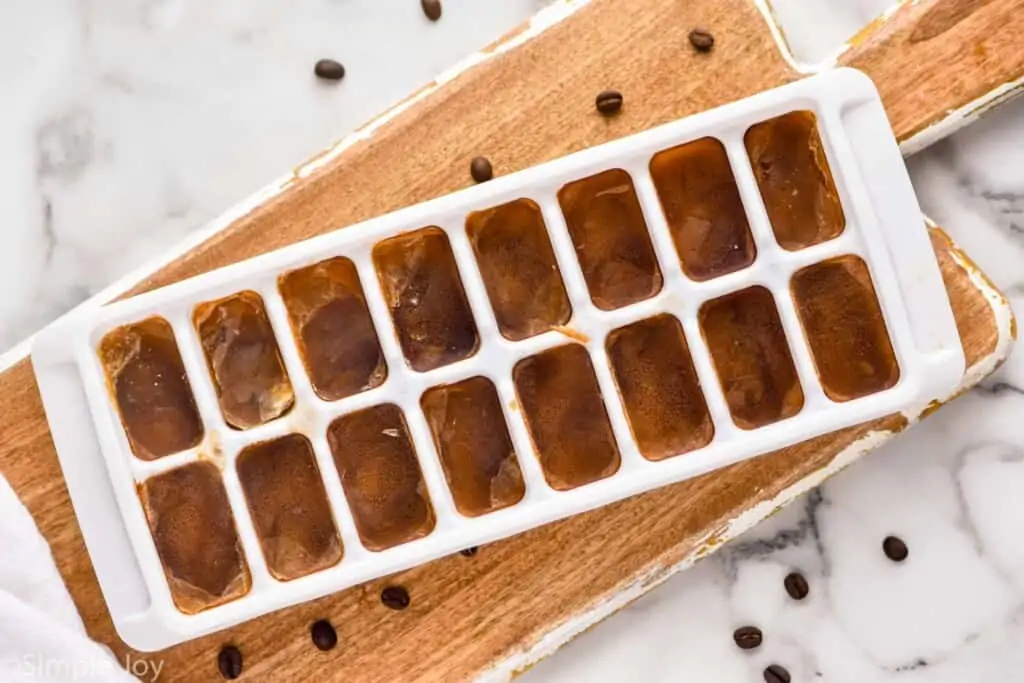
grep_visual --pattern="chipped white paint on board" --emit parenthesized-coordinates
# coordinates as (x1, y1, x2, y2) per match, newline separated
(752, 0, 815, 73)
(899, 76, 1024, 155)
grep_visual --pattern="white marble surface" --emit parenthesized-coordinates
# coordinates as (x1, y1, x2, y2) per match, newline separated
(2, 1, 1024, 681)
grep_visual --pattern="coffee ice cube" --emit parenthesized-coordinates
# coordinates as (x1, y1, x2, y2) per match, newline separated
(792, 256, 899, 400)
(466, 198, 571, 340)
(327, 404, 435, 550)
(558, 169, 663, 310)
(99, 317, 203, 460)
(607, 315, 713, 460)
(279, 257, 386, 401)
(237, 434, 342, 581)
(650, 137, 756, 281)
(421, 377, 525, 517)
(194, 291, 294, 429)
(745, 111, 845, 250)
(700, 286, 803, 429)
(139, 461, 250, 613)
(514, 344, 620, 489)
(373, 228, 479, 371)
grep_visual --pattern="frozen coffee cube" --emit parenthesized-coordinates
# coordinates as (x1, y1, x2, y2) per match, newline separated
(700, 286, 803, 429)
(99, 317, 203, 460)
(559, 170, 663, 310)
(467, 198, 571, 340)
(421, 377, 525, 517)
(194, 291, 294, 429)
(373, 228, 479, 371)
(650, 137, 756, 280)
(792, 256, 899, 400)
(139, 461, 250, 613)
(279, 257, 386, 401)
(607, 315, 713, 460)
(745, 111, 845, 250)
(327, 405, 435, 550)
(237, 434, 342, 580)
(514, 344, 620, 489)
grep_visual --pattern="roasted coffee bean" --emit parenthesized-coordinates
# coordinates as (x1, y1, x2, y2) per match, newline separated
(381, 585, 411, 610)
(217, 646, 243, 680)
(883, 535, 909, 562)
(595, 89, 623, 116)
(733, 625, 763, 650)
(310, 619, 338, 651)
(460, 546, 479, 557)
(470, 156, 493, 183)
(314, 58, 346, 81)
(688, 28, 715, 52)
(421, 0, 442, 21)
(784, 571, 809, 600)
(763, 664, 791, 683)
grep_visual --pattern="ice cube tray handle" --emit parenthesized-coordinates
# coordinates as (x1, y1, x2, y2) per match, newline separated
(825, 70, 964, 395)
(30, 336, 156, 641)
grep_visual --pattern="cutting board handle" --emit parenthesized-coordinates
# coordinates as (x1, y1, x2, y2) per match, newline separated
(835, 0, 1023, 151)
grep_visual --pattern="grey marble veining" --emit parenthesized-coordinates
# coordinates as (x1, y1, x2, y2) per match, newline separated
(1, 1, 1023, 681)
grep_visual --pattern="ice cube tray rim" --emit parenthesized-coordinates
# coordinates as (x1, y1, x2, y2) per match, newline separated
(32, 68, 965, 651)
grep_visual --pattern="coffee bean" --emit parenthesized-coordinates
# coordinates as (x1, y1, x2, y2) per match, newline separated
(310, 619, 338, 651)
(217, 646, 243, 680)
(733, 625, 763, 650)
(763, 664, 791, 683)
(883, 535, 909, 562)
(381, 585, 411, 610)
(314, 59, 346, 81)
(688, 28, 715, 52)
(421, 0, 442, 21)
(460, 546, 479, 557)
(470, 156, 493, 183)
(784, 571, 810, 600)
(595, 89, 623, 116)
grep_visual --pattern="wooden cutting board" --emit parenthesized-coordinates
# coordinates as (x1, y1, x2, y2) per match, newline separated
(2, 0, 1021, 680)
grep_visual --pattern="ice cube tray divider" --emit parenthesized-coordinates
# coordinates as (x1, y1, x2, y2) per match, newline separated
(34, 69, 964, 650)
(440, 221, 581, 495)
(720, 134, 832, 412)
(626, 164, 741, 439)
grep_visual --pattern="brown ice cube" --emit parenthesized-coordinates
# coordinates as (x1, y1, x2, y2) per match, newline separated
(99, 317, 203, 460)
(139, 461, 250, 614)
(421, 377, 525, 517)
(278, 257, 386, 401)
(558, 170, 663, 310)
(700, 286, 804, 429)
(194, 291, 294, 430)
(237, 434, 342, 580)
(466, 199, 571, 340)
(792, 256, 899, 401)
(327, 405, 435, 550)
(650, 137, 756, 280)
(607, 315, 713, 460)
(513, 344, 620, 489)
(373, 228, 479, 371)
(745, 111, 845, 250)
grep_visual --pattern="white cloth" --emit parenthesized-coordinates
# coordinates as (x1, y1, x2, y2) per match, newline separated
(0, 475, 136, 682)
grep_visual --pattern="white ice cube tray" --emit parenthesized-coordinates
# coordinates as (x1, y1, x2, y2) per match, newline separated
(32, 69, 964, 651)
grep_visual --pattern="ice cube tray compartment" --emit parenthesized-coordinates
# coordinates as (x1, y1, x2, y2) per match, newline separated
(33, 70, 964, 650)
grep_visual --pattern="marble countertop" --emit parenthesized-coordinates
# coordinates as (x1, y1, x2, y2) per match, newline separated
(2, 1, 1023, 681)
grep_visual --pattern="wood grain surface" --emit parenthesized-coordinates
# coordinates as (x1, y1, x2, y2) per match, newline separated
(0, 0, 1019, 680)
(839, 0, 1024, 142)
